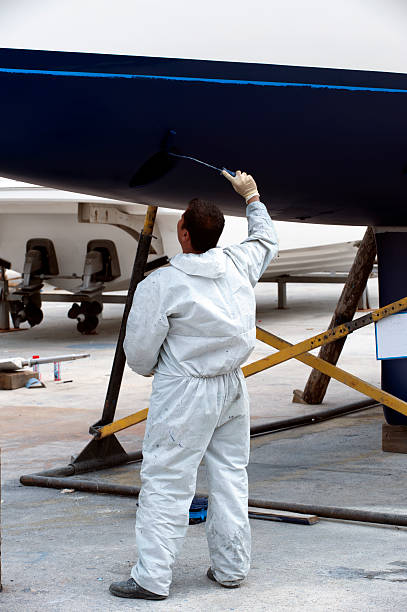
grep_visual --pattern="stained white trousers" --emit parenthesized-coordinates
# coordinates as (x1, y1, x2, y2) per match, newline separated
(131, 369, 251, 596)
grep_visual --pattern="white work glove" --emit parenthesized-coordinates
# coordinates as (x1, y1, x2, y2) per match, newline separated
(222, 170, 260, 203)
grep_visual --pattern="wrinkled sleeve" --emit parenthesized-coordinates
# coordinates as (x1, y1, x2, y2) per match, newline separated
(124, 272, 169, 376)
(224, 201, 279, 286)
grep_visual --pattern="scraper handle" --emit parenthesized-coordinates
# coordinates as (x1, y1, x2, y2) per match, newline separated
(222, 168, 236, 177)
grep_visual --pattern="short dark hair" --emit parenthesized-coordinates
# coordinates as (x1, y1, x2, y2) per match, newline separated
(182, 198, 225, 253)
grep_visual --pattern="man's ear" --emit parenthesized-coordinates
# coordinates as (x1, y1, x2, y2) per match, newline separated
(182, 228, 190, 243)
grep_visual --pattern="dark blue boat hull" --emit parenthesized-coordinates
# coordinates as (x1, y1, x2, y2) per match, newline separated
(1, 48, 407, 224)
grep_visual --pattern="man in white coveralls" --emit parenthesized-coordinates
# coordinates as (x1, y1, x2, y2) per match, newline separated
(109, 170, 278, 600)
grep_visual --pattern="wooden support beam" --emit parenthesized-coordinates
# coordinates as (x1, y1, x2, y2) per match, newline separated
(300, 226, 377, 404)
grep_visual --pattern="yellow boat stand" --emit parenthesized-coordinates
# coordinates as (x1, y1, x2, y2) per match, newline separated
(93, 295, 407, 440)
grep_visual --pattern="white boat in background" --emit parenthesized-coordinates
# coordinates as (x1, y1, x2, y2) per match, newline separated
(261, 241, 362, 280)
(0, 177, 179, 293)
(0, 177, 364, 289)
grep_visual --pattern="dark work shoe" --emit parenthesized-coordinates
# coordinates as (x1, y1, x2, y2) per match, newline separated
(109, 577, 167, 600)
(207, 567, 241, 589)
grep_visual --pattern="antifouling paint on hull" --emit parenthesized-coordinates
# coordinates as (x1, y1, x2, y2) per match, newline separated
(0, 48, 406, 225)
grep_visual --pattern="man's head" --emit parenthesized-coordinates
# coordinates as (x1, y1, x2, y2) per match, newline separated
(177, 198, 225, 254)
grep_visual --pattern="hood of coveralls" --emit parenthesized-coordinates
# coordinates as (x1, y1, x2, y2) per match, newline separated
(170, 247, 226, 279)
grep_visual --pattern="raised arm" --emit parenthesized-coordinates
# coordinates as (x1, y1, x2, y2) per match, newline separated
(223, 170, 279, 286)
(124, 271, 169, 376)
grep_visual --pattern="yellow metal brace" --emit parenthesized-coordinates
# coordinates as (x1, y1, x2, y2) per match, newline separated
(95, 295, 407, 438)
(248, 328, 407, 417)
(243, 296, 407, 376)
(95, 408, 149, 439)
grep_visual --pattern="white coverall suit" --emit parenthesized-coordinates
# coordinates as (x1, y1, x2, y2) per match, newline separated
(124, 201, 278, 596)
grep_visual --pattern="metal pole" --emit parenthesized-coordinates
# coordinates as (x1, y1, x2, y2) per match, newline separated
(95, 205, 158, 428)
(19, 473, 407, 527)
(250, 399, 378, 436)
(24, 354, 90, 366)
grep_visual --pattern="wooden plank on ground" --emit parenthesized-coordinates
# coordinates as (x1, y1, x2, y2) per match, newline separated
(248, 506, 319, 525)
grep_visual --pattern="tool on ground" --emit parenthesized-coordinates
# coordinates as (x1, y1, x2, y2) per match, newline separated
(0, 353, 90, 372)
(189, 497, 208, 524)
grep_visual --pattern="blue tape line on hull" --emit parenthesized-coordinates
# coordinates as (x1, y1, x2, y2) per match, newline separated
(1, 67, 407, 94)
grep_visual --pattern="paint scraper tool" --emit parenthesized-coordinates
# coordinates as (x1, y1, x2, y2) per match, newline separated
(168, 152, 236, 177)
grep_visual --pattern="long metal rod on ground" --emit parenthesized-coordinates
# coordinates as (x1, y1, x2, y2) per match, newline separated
(20, 475, 407, 528)
(20, 400, 407, 527)
(250, 399, 379, 436)
(244, 499, 407, 527)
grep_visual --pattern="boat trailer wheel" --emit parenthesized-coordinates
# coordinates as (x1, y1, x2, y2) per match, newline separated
(10, 294, 44, 328)
(67, 301, 103, 334)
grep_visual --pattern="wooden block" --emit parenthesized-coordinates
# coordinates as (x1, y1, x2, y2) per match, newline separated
(0, 370, 39, 390)
(248, 506, 319, 525)
(382, 424, 407, 454)
(292, 389, 309, 404)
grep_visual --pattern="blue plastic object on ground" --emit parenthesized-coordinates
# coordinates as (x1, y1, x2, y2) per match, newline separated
(189, 497, 208, 524)
(25, 377, 46, 388)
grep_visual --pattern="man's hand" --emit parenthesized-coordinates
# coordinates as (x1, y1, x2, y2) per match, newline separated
(222, 170, 260, 203)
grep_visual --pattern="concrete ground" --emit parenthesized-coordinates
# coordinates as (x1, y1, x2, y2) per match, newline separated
(1, 278, 407, 611)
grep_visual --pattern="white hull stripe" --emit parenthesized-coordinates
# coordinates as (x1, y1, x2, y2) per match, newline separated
(0, 67, 407, 94)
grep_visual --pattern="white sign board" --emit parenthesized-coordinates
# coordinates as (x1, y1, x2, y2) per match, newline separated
(375, 312, 407, 360)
